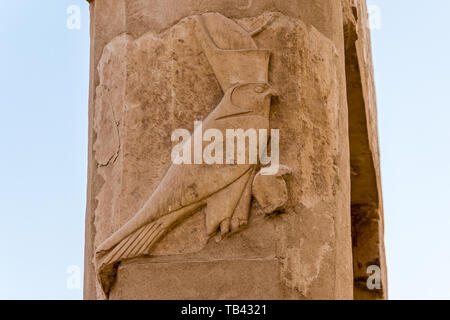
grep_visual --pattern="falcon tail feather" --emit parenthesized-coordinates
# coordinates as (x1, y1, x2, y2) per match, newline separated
(101, 221, 162, 266)
(97, 200, 207, 270)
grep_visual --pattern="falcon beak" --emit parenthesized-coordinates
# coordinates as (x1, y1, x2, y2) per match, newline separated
(267, 88, 279, 98)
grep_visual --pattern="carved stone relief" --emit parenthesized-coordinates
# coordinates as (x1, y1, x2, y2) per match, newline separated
(94, 13, 292, 296)
(92, 9, 346, 299)
(85, 0, 387, 301)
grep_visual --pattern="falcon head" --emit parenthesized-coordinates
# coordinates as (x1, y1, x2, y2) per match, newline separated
(230, 82, 278, 111)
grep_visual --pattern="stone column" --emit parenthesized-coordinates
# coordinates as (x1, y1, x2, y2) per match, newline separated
(84, 0, 387, 300)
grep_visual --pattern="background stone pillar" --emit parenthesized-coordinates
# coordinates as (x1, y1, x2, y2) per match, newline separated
(84, 0, 387, 300)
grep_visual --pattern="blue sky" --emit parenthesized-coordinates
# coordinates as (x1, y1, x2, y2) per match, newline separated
(369, 0, 450, 299)
(0, 0, 89, 299)
(0, 0, 448, 300)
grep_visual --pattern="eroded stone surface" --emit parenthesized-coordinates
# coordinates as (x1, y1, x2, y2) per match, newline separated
(91, 11, 348, 300)
(85, 0, 386, 300)
(109, 258, 283, 300)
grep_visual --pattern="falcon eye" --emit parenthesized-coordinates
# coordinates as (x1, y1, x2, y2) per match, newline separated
(254, 85, 266, 93)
